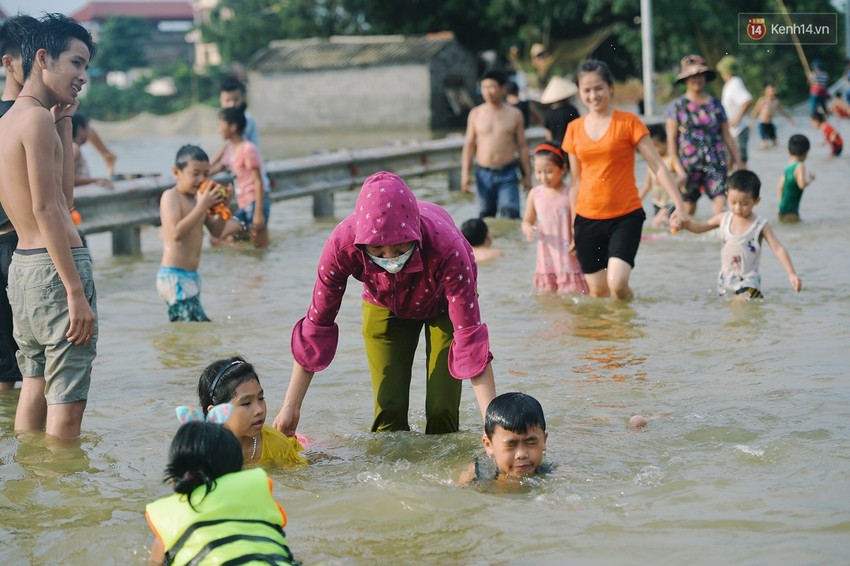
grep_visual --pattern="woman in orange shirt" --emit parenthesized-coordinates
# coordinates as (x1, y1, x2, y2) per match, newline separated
(562, 60, 687, 300)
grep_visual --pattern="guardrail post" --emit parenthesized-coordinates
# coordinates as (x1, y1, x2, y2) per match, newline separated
(312, 191, 334, 218)
(448, 167, 462, 191)
(112, 227, 141, 256)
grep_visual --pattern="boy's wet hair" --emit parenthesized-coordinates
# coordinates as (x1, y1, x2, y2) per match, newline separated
(811, 111, 826, 124)
(23, 13, 96, 80)
(727, 169, 761, 199)
(788, 134, 810, 157)
(220, 76, 246, 95)
(461, 218, 489, 247)
(484, 392, 546, 439)
(164, 421, 243, 510)
(219, 106, 247, 136)
(764, 81, 775, 88)
(199, 356, 260, 411)
(174, 144, 209, 170)
(0, 14, 39, 59)
(577, 59, 614, 86)
(648, 124, 666, 144)
(71, 111, 88, 138)
(481, 68, 508, 86)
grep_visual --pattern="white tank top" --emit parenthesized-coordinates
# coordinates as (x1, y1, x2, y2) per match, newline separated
(718, 212, 767, 294)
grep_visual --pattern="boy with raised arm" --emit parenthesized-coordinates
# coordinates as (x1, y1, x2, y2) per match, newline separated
(0, 14, 97, 439)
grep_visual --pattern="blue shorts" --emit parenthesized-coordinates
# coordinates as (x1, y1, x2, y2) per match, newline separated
(233, 192, 271, 228)
(156, 266, 210, 322)
(475, 164, 520, 219)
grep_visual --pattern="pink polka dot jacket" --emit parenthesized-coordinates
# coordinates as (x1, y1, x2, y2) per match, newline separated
(291, 171, 493, 379)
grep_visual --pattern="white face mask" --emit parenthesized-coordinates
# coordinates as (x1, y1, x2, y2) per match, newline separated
(366, 244, 416, 274)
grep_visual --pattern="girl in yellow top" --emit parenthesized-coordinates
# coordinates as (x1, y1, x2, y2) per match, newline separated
(562, 60, 688, 300)
(199, 356, 307, 467)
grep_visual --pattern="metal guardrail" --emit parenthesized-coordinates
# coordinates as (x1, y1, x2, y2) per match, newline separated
(76, 127, 548, 255)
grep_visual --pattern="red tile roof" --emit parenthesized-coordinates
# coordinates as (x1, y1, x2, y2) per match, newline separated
(0, 8, 7, 20)
(70, 2, 193, 22)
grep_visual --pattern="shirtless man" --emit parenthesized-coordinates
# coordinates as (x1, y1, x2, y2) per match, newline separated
(750, 82, 796, 149)
(461, 69, 532, 220)
(0, 14, 97, 439)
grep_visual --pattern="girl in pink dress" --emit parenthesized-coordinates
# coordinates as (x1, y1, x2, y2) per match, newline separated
(521, 143, 589, 295)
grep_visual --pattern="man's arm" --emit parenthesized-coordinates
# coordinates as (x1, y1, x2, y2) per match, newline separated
(460, 108, 478, 193)
(514, 112, 532, 191)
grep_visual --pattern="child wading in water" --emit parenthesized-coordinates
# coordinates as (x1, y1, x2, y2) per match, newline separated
(157, 145, 229, 322)
(639, 126, 686, 229)
(778, 134, 815, 223)
(211, 107, 269, 248)
(199, 356, 306, 468)
(681, 170, 802, 299)
(811, 111, 843, 157)
(521, 142, 588, 294)
(145, 408, 299, 565)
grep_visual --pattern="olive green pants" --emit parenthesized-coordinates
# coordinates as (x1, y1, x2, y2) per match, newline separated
(362, 301, 462, 434)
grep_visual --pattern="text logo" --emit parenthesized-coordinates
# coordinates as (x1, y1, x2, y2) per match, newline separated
(747, 18, 766, 40)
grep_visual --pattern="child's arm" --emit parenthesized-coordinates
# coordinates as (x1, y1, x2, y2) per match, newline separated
(251, 167, 265, 229)
(681, 211, 723, 234)
(148, 537, 165, 565)
(776, 101, 795, 124)
(761, 223, 802, 292)
(209, 145, 227, 174)
(777, 173, 784, 200)
(636, 135, 687, 221)
(793, 162, 814, 189)
(160, 187, 223, 241)
(749, 97, 764, 120)
(86, 125, 118, 177)
(521, 189, 537, 241)
(460, 107, 478, 193)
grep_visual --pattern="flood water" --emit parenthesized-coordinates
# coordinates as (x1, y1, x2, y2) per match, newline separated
(1, 119, 849, 565)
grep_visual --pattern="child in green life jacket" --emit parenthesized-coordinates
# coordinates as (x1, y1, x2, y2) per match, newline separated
(145, 405, 299, 565)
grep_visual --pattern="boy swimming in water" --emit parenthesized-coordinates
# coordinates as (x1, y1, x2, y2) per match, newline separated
(460, 392, 548, 483)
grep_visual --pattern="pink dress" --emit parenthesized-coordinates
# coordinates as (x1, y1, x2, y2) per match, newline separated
(530, 184, 588, 294)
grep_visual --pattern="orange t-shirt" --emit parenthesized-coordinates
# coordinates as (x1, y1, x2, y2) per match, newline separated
(562, 109, 648, 220)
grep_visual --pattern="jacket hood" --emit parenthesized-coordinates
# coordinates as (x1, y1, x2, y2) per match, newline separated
(353, 171, 422, 247)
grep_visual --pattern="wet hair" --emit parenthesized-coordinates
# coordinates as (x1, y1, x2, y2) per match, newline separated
(811, 111, 826, 124)
(174, 144, 209, 170)
(219, 106, 247, 136)
(461, 218, 489, 247)
(577, 59, 614, 86)
(164, 421, 243, 510)
(199, 356, 260, 412)
(484, 392, 546, 439)
(648, 124, 667, 144)
(788, 134, 810, 157)
(220, 76, 246, 95)
(481, 68, 508, 86)
(71, 111, 88, 138)
(534, 142, 566, 167)
(506, 81, 519, 96)
(727, 169, 761, 199)
(0, 15, 39, 59)
(764, 81, 775, 88)
(23, 13, 96, 80)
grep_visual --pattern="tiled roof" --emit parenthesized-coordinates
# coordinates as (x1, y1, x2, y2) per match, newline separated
(0, 8, 7, 20)
(70, 1, 193, 22)
(249, 33, 459, 73)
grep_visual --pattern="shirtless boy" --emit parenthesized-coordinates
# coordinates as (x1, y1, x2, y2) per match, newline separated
(157, 145, 229, 322)
(750, 82, 795, 149)
(461, 69, 532, 219)
(0, 14, 97, 439)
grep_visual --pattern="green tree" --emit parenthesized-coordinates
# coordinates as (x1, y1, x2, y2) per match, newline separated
(94, 16, 152, 73)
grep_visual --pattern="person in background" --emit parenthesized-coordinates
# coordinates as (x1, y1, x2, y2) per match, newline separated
(506, 80, 542, 128)
(809, 59, 830, 116)
(717, 55, 753, 166)
(811, 111, 843, 157)
(750, 82, 796, 149)
(777, 134, 815, 223)
(71, 112, 113, 188)
(461, 218, 502, 263)
(638, 126, 686, 229)
(539, 76, 580, 146)
(461, 69, 532, 219)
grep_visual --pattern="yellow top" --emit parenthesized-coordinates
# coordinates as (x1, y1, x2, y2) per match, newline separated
(257, 424, 308, 467)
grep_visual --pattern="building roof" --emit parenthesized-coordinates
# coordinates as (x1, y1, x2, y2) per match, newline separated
(249, 33, 463, 73)
(70, 1, 193, 22)
(0, 7, 7, 20)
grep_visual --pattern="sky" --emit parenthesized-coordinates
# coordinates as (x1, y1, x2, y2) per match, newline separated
(2, 0, 116, 17)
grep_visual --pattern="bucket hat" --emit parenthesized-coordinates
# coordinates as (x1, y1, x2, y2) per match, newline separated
(675, 54, 716, 84)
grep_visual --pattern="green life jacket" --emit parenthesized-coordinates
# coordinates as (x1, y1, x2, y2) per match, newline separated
(146, 467, 298, 565)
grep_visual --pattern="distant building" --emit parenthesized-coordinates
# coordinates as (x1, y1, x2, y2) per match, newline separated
(70, 1, 194, 68)
(188, 0, 221, 72)
(247, 33, 477, 132)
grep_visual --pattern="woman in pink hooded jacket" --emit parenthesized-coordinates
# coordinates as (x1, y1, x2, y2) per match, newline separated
(273, 172, 497, 435)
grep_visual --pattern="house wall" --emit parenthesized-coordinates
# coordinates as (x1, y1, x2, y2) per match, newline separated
(248, 65, 431, 132)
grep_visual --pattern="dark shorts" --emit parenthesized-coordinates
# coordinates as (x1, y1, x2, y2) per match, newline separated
(735, 287, 764, 299)
(0, 230, 21, 383)
(830, 142, 843, 157)
(758, 122, 777, 141)
(573, 208, 646, 274)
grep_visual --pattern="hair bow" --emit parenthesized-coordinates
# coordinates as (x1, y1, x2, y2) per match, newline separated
(176, 403, 233, 425)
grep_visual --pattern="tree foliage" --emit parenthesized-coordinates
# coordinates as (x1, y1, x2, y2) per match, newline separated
(94, 16, 151, 73)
